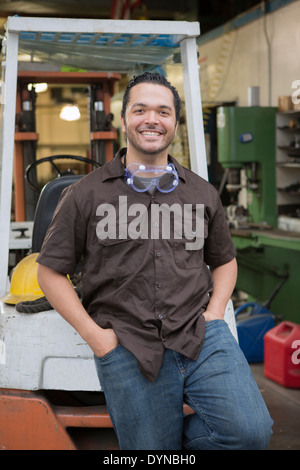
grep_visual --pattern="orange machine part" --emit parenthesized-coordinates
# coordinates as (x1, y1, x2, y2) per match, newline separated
(0, 388, 194, 450)
(0, 389, 76, 450)
(0, 388, 114, 450)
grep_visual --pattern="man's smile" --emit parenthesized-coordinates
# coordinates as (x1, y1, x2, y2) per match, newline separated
(140, 131, 161, 136)
(138, 127, 166, 137)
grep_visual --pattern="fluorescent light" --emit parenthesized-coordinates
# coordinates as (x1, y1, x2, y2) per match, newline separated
(27, 83, 48, 93)
(59, 104, 81, 121)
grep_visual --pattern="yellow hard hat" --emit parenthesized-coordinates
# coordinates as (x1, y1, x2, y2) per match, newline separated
(0, 253, 44, 305)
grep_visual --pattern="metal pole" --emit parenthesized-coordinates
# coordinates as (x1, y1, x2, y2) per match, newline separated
(0, 29, 19, 296)
(180, 37, 208, 180)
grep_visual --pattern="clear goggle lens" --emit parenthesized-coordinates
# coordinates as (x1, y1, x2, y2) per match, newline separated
(125, 163, 179, 193)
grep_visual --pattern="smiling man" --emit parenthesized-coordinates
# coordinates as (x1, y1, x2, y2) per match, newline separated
(37, 72, 273, 450)
(121, 79, 178, 162)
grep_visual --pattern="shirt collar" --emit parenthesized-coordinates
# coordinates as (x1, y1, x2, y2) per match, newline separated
(102, 148, 186, 183)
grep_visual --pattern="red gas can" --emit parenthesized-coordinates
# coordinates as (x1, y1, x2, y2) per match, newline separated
(264, 321, 300, 388)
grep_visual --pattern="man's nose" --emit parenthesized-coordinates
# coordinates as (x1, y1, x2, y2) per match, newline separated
(145, 110, 159, 124)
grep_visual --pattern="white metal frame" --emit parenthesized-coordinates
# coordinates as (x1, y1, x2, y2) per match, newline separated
(0, 17, 207, 296)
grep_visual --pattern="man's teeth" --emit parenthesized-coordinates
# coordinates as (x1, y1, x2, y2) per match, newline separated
(141, 131, 160, 136)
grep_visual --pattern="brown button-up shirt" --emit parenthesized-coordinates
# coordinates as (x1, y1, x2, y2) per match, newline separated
(37, 148, 236, 382)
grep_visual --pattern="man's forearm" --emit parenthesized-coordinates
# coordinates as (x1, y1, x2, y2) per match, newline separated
(203, 258, 237, 321)
(37, 264, 118, 356)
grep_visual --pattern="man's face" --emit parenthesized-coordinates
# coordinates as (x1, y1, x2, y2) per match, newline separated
(121, 82, 178, 157)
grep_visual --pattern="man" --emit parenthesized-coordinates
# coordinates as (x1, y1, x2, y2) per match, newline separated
(37, 72, 273, 450)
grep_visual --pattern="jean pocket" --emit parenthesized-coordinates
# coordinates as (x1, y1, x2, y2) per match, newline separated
(95, 343, 121, 363)
(205, 319, 226, 325)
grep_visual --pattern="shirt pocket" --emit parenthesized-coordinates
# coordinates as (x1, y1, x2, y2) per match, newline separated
(173, 210, 208, 270)
(96, 221, 144, 277)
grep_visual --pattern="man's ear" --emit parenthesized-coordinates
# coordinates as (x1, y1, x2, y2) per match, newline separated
(121, 116, 126, 134)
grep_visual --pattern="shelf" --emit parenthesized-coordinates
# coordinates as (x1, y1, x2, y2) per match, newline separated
(278, 146, 300, 154)
(277, 188, 300, 196)
(276, 111, 300, 231)
(277, 126, 300, 133)
(277, 162, 300, 168)
(277, 110, 300, 117)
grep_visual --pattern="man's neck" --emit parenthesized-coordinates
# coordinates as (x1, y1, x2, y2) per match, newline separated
(125, 146, 169, 167)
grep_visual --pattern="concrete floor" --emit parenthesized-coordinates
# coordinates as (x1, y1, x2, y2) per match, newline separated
(250, 363, 300, 450)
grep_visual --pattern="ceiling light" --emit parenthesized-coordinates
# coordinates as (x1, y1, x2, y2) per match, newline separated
(59, 104, 81, 121)
(27, 83, 48, 93)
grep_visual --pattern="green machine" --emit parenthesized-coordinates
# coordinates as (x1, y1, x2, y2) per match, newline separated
(217, 106, 277, 228)
(217, 106, 300, 323)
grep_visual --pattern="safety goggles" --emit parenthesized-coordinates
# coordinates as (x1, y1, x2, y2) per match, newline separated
(124, 162, 179, 193)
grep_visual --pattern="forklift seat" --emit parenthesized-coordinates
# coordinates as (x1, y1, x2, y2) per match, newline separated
(31, 174, 83, 253)
(0, 175, 101, 392)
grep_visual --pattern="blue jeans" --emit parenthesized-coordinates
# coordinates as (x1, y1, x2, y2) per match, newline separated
(94, 319, 273, 450)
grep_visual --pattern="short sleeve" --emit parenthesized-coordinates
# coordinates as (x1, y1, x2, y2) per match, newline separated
(36, 185, 86, 275)
(204, 191, 236, 268)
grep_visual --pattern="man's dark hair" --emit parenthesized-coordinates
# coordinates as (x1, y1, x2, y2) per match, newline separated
(121, 71, 181, 122)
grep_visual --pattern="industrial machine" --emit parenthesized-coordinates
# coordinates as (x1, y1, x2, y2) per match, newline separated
(1, 16, 235, 450)
(217, 106, 300, 324)
(217, 106, 277, 229)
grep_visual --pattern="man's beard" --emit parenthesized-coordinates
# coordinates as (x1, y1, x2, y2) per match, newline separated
(124, 125, 175, 156)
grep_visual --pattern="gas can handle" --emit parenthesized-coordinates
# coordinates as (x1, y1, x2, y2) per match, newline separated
(235, 302, 255, 318)
(276, 321, 294, 336)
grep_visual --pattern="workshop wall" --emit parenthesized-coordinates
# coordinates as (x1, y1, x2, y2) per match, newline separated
(197, 1, 300, 108)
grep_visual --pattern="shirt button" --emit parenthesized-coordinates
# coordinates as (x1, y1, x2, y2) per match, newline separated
(156, 313, 163, 320)
(156, 252, 161, 257)
(157, 282, 163, 288)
